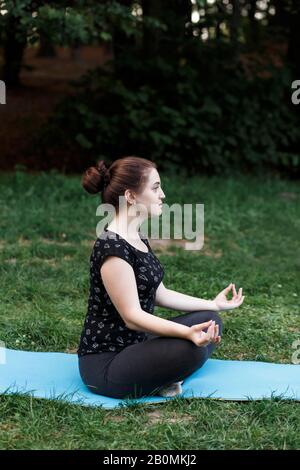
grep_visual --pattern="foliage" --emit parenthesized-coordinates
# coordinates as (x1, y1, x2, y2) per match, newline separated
(38, 42, 300, 176)
(1, 0, 300, 175)
(0, 1, 110, 47)
(0, 0, 165, 47)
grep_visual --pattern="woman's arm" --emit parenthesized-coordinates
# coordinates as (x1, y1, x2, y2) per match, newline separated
(100, 257, 191, 338)
(154, 282, 219, 312)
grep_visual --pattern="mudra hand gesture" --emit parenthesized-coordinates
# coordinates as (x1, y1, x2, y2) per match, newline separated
(188, 320, 221, 347)
(214, 283, 245, 312)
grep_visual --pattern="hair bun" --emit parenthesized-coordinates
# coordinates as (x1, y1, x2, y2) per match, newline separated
(81, 160, 111, 194)
(96, 161, 111, 189)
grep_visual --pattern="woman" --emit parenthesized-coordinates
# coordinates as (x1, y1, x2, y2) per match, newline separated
(77, 156, 245, 399)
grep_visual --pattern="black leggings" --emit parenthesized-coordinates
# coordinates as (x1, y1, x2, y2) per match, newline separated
(78, 310, 223, 399)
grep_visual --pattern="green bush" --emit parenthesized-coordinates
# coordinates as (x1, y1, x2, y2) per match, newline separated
(37, 43, 300, 177)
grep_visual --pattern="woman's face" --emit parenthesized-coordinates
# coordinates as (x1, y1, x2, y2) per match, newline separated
(134, 168, 166, 217)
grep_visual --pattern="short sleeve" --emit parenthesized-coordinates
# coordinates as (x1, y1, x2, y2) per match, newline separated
(94, 237, 135, 270)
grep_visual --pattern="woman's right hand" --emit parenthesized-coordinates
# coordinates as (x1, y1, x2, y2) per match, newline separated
(187, 320, 221, 347)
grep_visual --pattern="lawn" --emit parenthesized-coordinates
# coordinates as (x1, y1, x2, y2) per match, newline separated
(0, 169, 299, 450)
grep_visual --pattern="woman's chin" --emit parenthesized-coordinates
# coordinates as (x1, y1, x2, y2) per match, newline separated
(149, 208, 162, 217)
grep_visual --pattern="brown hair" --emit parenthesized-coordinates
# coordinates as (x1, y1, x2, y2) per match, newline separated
(81, 156, 157, 211)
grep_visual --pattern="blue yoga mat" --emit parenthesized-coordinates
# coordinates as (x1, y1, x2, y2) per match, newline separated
(1, 348, 300, 409)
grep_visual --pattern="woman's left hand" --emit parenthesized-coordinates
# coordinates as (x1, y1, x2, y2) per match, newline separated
(213, 283, 245, 312)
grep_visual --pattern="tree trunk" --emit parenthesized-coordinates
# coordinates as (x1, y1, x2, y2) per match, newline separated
(142, 0, 162, 59)
(230, 0, 241, 58)
(37, 33, 56, 58)
(2, 16, 27, 87)
(248, 0, 259, 48)
(287, 3, 300, 77)
(111, 0, 136, 68)
(142, 0, 191, 60)
(268, 0, 290, 30)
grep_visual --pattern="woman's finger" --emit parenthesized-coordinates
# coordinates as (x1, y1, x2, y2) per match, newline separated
(201, 329, 210, 344)
(222, 283, 233, 295)
(213, 334, 221, 344)
(197, 320, 213, 331)
(213, 325, 219, 343)
(203, 331, 211, 346)
(233, 284, 238, 298)
(236, 295, 245, 307)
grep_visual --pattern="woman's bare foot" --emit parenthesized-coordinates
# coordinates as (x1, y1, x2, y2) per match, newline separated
(157, 381, 184, 397)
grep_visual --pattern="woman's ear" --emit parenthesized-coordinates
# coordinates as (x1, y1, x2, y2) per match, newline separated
(124, 189, 136, 205)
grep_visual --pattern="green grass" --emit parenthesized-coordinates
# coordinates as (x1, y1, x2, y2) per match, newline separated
(0, 169, 299, 450)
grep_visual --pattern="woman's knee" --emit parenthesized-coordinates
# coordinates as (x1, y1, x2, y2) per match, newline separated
(175, 338, 209, 372)
(195, 310, 223, 335)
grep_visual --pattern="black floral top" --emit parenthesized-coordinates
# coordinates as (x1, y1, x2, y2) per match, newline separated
(77, 226, 165, 357)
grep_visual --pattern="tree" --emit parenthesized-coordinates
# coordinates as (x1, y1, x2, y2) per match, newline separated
(287, 0, 300, 78)
(0, 0, 103, 86)
(141, 0, 192, 61)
